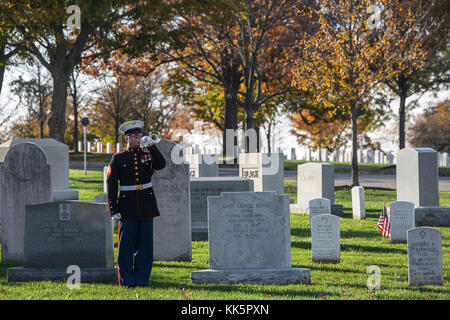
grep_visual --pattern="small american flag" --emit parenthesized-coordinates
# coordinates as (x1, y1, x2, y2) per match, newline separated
(377, 201, 390, 238)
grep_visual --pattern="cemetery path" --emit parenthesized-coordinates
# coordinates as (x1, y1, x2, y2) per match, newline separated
(220, 169, 450, 191)
(69, 162, 450, 191)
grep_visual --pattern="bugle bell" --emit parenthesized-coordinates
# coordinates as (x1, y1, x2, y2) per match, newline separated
(140, 132, 161, 148)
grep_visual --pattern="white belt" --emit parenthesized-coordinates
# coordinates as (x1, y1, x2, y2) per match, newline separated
(120, 182, 152, 191)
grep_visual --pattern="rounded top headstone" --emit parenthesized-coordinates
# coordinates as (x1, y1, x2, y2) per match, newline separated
(4, 142, 49, 181)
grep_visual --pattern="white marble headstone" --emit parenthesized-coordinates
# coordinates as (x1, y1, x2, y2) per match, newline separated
(352, 186, 365, 220)
(207, 191, 290, 270)
(190, 191, 311, 284)
(308, 198, 331, 225)
(407, 227, 443, 286)
(396, 148, 439, 207)
(238, 152, 284, 195)
(311, 214, 340, 263)
(389, 201, 415, 243)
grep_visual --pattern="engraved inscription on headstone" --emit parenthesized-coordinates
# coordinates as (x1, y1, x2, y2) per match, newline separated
(41, 221, 83, 244)
(208, 192, 288, 270)
(59, 203, 71, 221)
(311, 214, 340, 263)
(241, 167, 259, 178)
(190, 191, 311, 284)
(407, 227, 443, 286)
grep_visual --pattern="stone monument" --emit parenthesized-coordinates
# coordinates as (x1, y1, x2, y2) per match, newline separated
(407, 227, 443, 286)
(396, 148, 450, 227)
(191, 192, 310, 284)
(389, 201, 415, 243)
(0, 138, 78, 201)
(1, 142, 52, 262)
(7, 200, 115, 283)
(352, 186, 365, 220)
(308, 198, 331, 226)
(238, 152, 284, 195)
(290, 163, 343, 216)
(311, 214, 340, 263)
(190, 177, 254, 240)
(152, 140, 192, 261)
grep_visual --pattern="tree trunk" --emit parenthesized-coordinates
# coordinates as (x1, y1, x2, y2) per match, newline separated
(256, 125, 260, 153)
(72, 75, 79, 152)
(399, 93, 407, 150)
(0, 44, 7, 98)
(351, 101, 359, 186)
(114, 119, 120, 145)
(266, 124, 272, 153)
(223, 91, 238, 161)
(245, 115, 256, 153)
(73, 106, 79, 152)
(48, 67, 70, 143)
(0, 63, 5, 99)
(40, 120, 44, 138)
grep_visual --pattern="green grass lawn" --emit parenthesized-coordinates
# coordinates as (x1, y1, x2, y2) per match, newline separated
(0, 169, 448, 300)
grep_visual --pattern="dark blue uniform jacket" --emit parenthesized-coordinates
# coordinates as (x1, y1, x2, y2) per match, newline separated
(106, 145, 166, 220)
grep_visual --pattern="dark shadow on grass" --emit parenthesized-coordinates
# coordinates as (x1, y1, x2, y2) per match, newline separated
(153, 262, 205, 270)
(338, 283, 375, 289)
(292, 240, 407, 254)
(305, 264, 366, 274)
(341, 243, 407, 254)
(148, 276, 341, 299)
(291, 241, 311, 250)
(70, 178, 103, 183)
(291, 228, 311, 238)
(340, 229, 386, 239)
(407, 286, 450, 294)
(338, 209, 384, 220)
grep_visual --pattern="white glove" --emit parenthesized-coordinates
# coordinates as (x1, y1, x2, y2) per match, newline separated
(112, 213, 122, 220)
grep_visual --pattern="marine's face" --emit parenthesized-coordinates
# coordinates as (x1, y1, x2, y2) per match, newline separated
(126, 133, 143, 148)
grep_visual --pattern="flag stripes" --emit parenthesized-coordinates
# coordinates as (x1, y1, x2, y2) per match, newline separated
(377, 202, 391, 238)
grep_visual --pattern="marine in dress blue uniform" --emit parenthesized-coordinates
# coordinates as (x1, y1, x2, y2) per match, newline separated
(106, 120, 166, 287)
